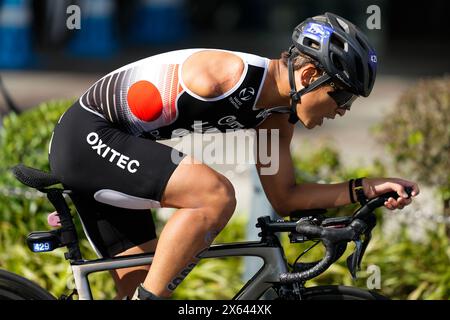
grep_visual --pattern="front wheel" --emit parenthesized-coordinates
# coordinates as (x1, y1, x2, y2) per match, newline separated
(0, 269, 56, 300)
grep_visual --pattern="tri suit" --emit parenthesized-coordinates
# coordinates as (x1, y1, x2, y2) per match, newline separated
(49, 49, 287, 257)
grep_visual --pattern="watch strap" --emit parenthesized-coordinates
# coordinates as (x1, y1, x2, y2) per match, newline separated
(354, 177, 367, 205)
(349, 179, 356, 204)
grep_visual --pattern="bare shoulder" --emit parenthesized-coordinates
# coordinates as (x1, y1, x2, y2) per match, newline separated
(181, 50, 244, 98)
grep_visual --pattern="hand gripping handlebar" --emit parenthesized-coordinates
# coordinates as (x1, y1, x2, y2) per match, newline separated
(279, 187, 413, 284)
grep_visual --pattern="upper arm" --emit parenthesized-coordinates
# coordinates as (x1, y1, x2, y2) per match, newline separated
(181, 50, 244, 98)
(255, 114, 296, 215)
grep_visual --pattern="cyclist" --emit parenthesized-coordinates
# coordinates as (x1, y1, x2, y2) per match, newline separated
(48, 12, 419, 300)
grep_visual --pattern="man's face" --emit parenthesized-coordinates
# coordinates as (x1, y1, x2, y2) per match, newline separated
(295, 83, 349, 129)
(292, 68, 355, 129)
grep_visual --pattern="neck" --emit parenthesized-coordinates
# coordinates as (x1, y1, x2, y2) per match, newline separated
(256, 59, 291, 108)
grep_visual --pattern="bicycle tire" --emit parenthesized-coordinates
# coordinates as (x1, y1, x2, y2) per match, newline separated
(300, 285, 388, 300)
(0, 269, 56, 300)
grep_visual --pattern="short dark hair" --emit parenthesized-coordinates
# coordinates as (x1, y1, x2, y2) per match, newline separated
(280, 47, 323, 72)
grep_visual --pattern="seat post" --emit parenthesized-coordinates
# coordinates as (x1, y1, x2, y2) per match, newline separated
(46, 189, 83, 262)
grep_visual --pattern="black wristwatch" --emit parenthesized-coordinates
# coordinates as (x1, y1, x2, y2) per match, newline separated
(354, 177, 368, 205)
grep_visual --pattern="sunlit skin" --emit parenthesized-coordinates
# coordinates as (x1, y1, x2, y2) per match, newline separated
(255, 57, 418, 211)
(256, 59, 347, 129)
(110, 50, 420, 299)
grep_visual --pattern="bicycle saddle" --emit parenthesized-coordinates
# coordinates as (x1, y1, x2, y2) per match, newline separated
(11, 164, 60, 189)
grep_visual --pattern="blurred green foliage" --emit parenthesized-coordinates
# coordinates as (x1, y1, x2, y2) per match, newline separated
(374, 76, 450, 201)
(1, 100, 448, 300)
(287, 143, 449, 299)
(0, 100, 115, 299)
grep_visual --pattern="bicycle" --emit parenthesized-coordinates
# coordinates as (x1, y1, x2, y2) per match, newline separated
(0, 164, 412, 300)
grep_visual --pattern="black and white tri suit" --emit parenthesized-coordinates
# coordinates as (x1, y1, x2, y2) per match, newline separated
(49, 49, 286, 257)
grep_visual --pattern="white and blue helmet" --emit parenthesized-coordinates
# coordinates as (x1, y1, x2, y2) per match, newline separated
(292, 12, 377, 97)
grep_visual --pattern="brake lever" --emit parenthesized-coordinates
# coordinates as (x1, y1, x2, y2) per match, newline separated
(346, 213, 376, 279)
(346, 239, 363, 279)
(356, 214, 376, 269)
(357, 232, 371, 269)
(348, 187, 414, 273)
(346, 228, 374, 280)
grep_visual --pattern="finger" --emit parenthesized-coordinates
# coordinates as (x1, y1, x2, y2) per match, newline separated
(388, 197, 396, 206)
(396, 198, 409, 209)
(395, 179, 420, 197)
(396, 194, 413, 208)
(397, 197, 410, 205)
(399, 198, 412, 206)
(411, 184, 420, 197)
(391, 197, 405, 208)
(388, 182, 408, 198)
(390, 179, 420, 197)
(395, 201, 404, 209)
(392, 198, 400, 208)
(384, 201, 394, 210)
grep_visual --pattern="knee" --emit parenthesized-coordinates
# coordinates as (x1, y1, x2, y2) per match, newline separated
(202, 174, 236, 228)
(213, 174, 237, 215)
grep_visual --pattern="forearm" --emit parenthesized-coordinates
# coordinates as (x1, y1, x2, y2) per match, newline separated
(283, 181, 352, 214)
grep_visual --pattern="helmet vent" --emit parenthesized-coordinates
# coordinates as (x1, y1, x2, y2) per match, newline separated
(335, 17, 350, 33)
(313, 15, 328, 23)
(331, 53, 344, 71)
(330, 34, 345, 51)
(303, 37, 320, 50)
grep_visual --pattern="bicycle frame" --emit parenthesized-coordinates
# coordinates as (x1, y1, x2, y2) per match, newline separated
(10, 164, 412, 301)
(71, 240, 288, 300)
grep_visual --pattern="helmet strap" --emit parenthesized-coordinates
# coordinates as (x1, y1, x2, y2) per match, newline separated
(287, 50, 331, 124)
(287, 52, 300, 124)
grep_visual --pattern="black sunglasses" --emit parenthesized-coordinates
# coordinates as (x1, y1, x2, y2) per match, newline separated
(327, 82, 357, 111)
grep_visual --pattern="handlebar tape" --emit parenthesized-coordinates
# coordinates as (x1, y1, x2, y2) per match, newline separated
(279, 188, 414, 284)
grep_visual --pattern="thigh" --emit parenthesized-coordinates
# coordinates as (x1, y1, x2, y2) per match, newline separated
(48, 102, 186, 257)
(160, 155, 235, 209)
(49, 102, 186, 204)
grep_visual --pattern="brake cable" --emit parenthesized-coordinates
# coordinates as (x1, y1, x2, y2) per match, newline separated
(289, 240, 320, 269)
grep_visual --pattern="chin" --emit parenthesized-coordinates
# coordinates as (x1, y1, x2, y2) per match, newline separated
(304, 121, 317, 129)
(298, 118, 313, 129)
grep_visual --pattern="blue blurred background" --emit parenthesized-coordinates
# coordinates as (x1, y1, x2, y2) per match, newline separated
(0, 0, 449, 75)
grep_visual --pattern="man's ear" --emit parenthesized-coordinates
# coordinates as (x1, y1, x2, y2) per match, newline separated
(300, 64, 320, 88)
